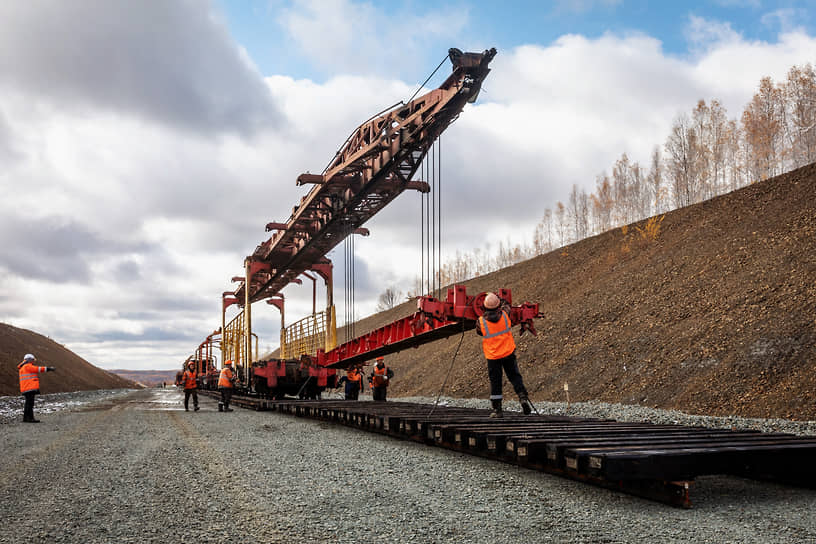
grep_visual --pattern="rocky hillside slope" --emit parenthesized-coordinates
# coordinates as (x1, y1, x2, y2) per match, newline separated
(356, 162, 816, 420)
(0, 323, 136, 396)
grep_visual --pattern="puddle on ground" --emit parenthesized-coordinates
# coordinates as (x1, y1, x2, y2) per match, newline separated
(0, 388, 194, 422)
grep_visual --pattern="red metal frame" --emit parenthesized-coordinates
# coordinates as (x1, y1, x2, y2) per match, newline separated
(313, 285, 542, 369)
(185, 329, 221, 385)
(189, 49, 533, 385)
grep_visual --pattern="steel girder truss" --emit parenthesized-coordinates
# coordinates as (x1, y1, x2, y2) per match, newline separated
(233, 48, 497, 306)
(317, 285, 542, 369)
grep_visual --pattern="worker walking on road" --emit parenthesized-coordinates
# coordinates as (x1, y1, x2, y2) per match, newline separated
(370, 357, 393, 402)
(218, 360, 236, 412)
(18, 353, 56, 423)
(337, 365, 364, 400)
(476, 292, 532, 418)
(182, 361, 200, 412)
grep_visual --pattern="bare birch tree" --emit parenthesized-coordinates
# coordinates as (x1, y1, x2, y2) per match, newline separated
(592, 173, 614, 233)
(742, 76, 784, 181)
(646, 147, 663, 215)
(666, 113, 700, 207)
(533, 208, 553, 255)
(376, 287, 403, 311)
(783, 63, 816, 168)
(555, 201, 568, 247)
(568, 184, 590, 241)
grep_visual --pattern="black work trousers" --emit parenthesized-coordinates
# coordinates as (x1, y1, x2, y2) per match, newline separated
(372, 386, 387, 401)
(345, 383, 360, 400)
(487, 351, 528, 401)
(23, 390, 38, 421)
(184, 388, 199, 410)
(220, 388, 233, 409)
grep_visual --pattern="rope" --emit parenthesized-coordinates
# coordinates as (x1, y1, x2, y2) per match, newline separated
(427, 320, 466, 417)
(323, 101, 403, 174)
(527, 398, 540, 415)
(295, 375, 313, 399)
(323, 52, 446, 176)
(407, 54, 449, 104)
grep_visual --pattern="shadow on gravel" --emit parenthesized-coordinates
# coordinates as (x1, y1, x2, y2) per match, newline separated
(692, 475, 816, 509)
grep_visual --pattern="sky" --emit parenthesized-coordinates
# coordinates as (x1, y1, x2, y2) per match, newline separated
(0, 0, 814, 371)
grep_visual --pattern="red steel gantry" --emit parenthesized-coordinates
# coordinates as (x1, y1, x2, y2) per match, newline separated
(214, 47, 541, 379)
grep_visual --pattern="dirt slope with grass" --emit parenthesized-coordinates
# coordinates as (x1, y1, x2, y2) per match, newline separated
(354, 162, 816, 420)
(0, 323, 137, 396)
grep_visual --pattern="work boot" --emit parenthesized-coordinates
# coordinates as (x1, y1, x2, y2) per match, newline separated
(489, 399, 503, 418)
(519, 395, 532, 415)
(224, 408, 233, 412)
(194, 405, 200, 412)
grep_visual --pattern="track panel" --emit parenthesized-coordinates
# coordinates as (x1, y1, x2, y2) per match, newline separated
(201, 392, 816, 508)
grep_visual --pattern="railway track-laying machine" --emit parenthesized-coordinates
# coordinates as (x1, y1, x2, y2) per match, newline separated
(181, 47, 543, 396)
(177, 48, 816, 509)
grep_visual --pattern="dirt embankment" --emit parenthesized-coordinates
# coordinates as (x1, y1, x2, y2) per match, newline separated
(0, 323, 136, 396)
(357, 162, 816, 420)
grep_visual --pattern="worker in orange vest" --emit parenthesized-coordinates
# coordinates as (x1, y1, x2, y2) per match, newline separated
(370, 357, 393, 401)
(218, 360, 236, 412)
(182, 361, 200, 412)
(337, 365, 364, 400)
(476, 292, 532, 418)
(18, 353, 56, 423)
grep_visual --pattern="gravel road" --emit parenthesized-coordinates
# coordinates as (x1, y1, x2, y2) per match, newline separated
(2, 388, 816, 543)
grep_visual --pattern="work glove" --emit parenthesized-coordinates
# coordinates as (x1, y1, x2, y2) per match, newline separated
(47, 367, 56, 372)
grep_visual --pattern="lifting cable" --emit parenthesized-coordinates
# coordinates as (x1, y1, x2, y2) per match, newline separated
(343, 221, 355, 342)
(422, 133, 458, 417)
(406, 54, 449, 104)
(420, 137, 443, 298)
(340, 56, 448, 341)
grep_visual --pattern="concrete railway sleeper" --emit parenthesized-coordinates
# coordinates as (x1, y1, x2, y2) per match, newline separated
(200, 391, 816, 508)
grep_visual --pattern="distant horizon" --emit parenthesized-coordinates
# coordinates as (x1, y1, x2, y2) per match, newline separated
(109, 368, 180, 373)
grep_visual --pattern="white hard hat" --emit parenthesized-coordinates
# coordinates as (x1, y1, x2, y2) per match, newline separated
(23, 353, 36, 361)
(484, 293, 500, 310)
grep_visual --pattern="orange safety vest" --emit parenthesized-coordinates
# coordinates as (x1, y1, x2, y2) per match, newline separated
(347, 369, 362, 386)
(18, 362, 46, 394)
(478, 311, 516, 360)
(219, 367, 234, 388)
(372, 365, 388, 388)
(183, 369, 197, 389)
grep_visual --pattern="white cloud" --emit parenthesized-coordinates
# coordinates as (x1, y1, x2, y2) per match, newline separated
(277, 0, 468, 77)
(685, 15, 743, 53)
(0, 0, 280, 135)
(761, 8, 810, 34)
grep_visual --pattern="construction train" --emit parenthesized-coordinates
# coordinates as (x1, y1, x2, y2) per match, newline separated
(178, 47, 543, 398)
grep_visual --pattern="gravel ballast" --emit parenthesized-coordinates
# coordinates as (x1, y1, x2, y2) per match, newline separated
(2, 388, 816, 543)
